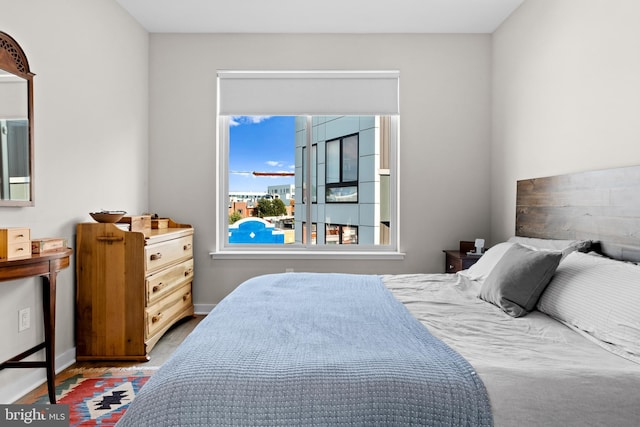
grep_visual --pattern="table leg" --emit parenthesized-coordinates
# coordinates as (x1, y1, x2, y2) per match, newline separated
(42, 272, 57, 404)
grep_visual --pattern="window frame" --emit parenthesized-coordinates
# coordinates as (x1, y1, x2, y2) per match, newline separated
(213, 70, 402, 259)
(214, 115, 401, 259)
(302, 222, 317, 245)
(302, 143, 317, 204)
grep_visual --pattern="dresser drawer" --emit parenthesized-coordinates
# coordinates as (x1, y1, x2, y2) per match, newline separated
(144, 235, 193, 273)
(145, 281, 193, 339)
(5, 242, 31, 258)
(445, 254, 462, 273)
(146, 258, 194, 305)
(443, 250, 482, 273)
(5, 227, 30, 243)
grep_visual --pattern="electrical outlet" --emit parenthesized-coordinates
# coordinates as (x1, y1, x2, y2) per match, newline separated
(19, 307, 30, 332)
(285, 268, 294, 273)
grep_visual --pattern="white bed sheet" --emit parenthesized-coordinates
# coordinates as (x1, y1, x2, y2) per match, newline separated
(382, 273, 640, 427)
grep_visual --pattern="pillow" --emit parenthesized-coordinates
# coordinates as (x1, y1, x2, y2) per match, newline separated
(537, 251, 640, 363)
(460, 238, 590, 283)
(478, 243, 562, 317)
(459, 242, 514, 282)
(507, 236, 591, 258)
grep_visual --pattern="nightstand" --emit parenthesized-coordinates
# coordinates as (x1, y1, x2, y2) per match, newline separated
(443, 250, 482, 273)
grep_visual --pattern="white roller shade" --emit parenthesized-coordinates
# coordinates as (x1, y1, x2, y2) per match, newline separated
(218, 71, 399, 116)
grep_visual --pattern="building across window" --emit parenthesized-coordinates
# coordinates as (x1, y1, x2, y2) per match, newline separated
(293, 116, 388, 246)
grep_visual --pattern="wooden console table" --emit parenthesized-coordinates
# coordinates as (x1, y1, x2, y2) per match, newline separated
(0, 248, 73, 404)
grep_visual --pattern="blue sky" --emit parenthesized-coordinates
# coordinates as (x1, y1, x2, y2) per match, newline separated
(229, 116, 296, 193)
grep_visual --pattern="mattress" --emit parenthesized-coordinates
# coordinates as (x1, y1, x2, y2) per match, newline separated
(383, 273, 640, 427)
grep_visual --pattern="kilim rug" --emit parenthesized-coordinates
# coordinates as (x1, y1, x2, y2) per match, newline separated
(14, 367, 156, 427)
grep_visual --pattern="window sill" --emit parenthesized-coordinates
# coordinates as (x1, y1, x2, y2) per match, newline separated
(209, 250, 405, 261)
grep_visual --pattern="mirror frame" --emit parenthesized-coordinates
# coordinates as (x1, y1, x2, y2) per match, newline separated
(0, 31, 35, 206)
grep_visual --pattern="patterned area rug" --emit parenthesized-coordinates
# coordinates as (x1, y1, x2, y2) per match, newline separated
(16, 368, 155, 427)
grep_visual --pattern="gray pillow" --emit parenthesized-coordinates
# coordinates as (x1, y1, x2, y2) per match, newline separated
(479, 243, 562, 317)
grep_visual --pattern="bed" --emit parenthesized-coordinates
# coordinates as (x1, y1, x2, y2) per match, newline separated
(117, 166, 640, 426)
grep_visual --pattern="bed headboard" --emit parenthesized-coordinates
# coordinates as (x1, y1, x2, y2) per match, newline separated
(516, 165, 640, 263)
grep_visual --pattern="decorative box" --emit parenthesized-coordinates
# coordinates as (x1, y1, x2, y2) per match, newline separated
(151, 218, 169, 229)
(117, 215, 152, 232)
(31, 237, 67, 254)
(0, 227, 31, 259)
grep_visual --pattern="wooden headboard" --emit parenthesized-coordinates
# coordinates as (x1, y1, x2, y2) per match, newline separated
(516, 165, 640, 263)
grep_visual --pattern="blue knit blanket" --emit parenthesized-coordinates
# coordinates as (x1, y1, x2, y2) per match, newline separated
(117, 273, 493, 426)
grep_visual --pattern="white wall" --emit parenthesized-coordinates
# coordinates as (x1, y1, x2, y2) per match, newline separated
(148, 34, 492, 305)
(0, 0, 148, 403)
(491, 0, 640, 242)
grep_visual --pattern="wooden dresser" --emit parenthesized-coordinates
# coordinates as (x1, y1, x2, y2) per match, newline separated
(76, 219, 194, 361)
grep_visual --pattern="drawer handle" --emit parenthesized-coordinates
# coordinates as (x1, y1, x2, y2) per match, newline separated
(152, 313, 163, 323)
(150, 252, 163, 261)
(152, 282, 165, 293)
(183, 291, 191, 302)
(17, 234, 24, 238)
(184, 268, 193, 277)
(183, 243, 192, 251)
(16, 247, 24, 252)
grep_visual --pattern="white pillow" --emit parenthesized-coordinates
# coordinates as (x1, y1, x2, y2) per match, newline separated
(537, 251, 640, 364)
(459, 242, 514, 282)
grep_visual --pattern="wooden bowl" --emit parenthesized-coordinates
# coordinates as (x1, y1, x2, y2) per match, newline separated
(90, 211, 126, 223)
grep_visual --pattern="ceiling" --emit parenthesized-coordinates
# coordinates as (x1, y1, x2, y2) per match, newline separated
(115, 0, 525, 34)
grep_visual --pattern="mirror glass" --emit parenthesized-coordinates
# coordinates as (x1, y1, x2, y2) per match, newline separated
(0, 31, 34, 206)
(0, 70, 30, 202)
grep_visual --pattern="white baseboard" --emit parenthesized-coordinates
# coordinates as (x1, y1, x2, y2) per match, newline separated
(1, 347, 76, 404)
(194, 304, 215, 315)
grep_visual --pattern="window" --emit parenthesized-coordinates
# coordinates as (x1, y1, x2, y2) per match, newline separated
(326, 224, 358, 245)
(302, 223, 317, 245)
(216, 71, 399, 256)
(325, 134, 358, 203)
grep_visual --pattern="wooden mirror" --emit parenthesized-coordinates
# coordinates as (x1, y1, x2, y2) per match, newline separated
(0, 31, 34, 206)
